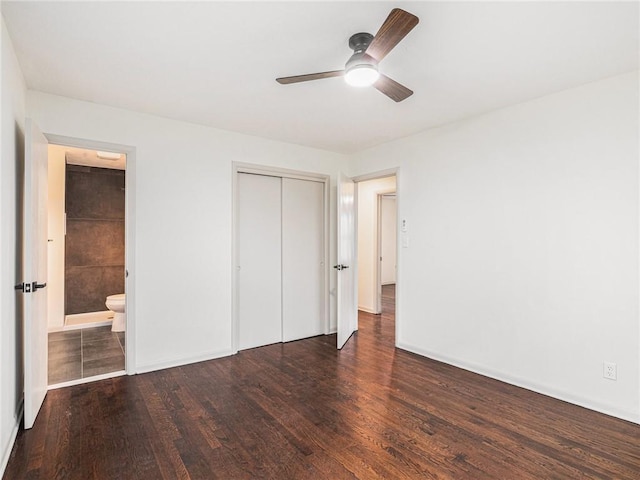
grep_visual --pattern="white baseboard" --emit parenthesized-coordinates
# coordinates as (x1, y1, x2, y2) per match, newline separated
(1, 400, 23, 478)
(358, 306, 380, 314)
(135, 349, 234, 374)
(397, 341, 640, 425)
(65, 310, 112, 325)
(62, 320, 113, 332)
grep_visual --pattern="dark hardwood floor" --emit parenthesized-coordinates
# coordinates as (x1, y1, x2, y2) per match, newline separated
(5, 285, 640, 479)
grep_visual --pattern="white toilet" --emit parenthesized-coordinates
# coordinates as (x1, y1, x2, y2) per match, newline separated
(106, 294, 126, 332)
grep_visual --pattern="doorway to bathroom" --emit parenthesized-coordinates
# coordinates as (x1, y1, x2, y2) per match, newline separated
(46, 144, 128, 387)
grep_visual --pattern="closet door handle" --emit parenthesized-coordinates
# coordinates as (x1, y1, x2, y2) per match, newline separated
(32, 282, 47, 291)
(333, 264, 349, 271)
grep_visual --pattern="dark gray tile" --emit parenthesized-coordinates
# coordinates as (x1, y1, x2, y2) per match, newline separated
(65, 219, 124, 267)
(83, 356, 125, 378)
(48, 340, 81, 359)
(49, 352, 81, 366)
(48, 325, 125, 383)
(65, 265, 124, 314)
(49, 356, 82, 384)
(82, 325, 115, 342)
(82, 327, 122, 362)
(48, 331, 82, 385)
(66, 167, 125, 220)
(64, 165, 125, 316)
(48, 330, 81, 343)
(83, 342, 122, 363)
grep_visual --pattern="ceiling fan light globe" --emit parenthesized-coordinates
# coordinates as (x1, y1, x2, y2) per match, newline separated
(344, 65, 379, 87)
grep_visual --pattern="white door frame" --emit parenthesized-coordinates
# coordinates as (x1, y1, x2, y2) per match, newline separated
(231, 162, 330, 354)
(352, 168, 400, 345)
(45, 134, 137, 375)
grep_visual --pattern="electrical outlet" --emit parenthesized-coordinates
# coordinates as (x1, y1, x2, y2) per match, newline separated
(603, 362, 617, 380)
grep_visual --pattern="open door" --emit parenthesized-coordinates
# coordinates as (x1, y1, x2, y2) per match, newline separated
(20, 118, 49, 429)
(336, 173, 357, 349)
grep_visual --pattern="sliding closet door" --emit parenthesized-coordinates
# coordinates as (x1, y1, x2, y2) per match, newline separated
(237, 173, 282, 350)
(282, 178, 324, 342)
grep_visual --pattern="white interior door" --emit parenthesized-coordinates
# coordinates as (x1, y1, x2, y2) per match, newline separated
(282, 178, 324, 342)
(237, 173, 282, 350)
(336, 173, 357, 349)
(23, 118, 49, 429)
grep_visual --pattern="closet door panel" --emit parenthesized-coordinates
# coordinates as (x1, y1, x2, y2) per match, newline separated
(237, 173, 282, 350)
(282, 178, 324, 342)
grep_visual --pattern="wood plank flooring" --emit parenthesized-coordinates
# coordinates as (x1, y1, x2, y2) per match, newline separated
(5, 285, 640, 479)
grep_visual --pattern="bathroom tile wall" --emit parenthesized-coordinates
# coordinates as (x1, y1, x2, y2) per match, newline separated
(65, 165, 125, 315)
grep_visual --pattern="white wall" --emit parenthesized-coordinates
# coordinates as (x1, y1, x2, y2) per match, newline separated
(0, 13, 27, 475)
(47, 145, 66, 330)
(27, 91, 346, 372)
(357, 176, 396, 313)
(349, 72, 640, 422)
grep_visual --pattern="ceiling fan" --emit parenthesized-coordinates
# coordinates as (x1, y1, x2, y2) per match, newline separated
(276, 8, 419, 102)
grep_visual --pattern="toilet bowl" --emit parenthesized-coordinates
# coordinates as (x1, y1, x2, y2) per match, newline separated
(106, 294, 126, 332)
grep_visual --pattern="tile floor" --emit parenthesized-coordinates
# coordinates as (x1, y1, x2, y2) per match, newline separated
(48, 325, 125, 385)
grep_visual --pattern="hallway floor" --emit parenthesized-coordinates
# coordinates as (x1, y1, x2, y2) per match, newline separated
(48, 326, 125, 385)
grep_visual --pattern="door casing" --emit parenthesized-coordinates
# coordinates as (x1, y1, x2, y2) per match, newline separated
(352, 168, 400, 346)
(45, 133, 137, 376)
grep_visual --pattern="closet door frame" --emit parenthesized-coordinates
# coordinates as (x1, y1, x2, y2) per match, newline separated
(231, 162, 330, 354)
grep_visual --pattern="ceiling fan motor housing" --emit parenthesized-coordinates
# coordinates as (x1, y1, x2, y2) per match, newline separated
(346, 32, 378, 71)
(348, 32, 374, 53)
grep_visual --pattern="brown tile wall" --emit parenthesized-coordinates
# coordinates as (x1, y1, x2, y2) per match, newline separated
(65, 165, 125, 315)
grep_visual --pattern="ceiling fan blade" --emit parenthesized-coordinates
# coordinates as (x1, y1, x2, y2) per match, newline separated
(365, 8, 419, 63)
(373, 74, 413, 102)
(276, 70, 344, 84)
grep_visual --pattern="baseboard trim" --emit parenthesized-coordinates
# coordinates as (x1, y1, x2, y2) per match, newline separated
(135, 349, 234, 374)
(60, 320, 113, 332)
(397, 341, 640, 425)
(358, 306, 381, 314)
(1, 400, 23, 478)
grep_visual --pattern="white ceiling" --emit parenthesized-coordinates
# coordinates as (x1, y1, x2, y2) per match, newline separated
(3, 1, 638, 154)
